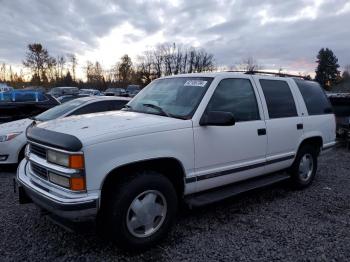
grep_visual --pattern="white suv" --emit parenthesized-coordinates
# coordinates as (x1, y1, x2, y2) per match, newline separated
(16, 72, 336, 249)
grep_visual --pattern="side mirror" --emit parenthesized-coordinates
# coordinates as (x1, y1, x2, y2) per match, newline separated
(200, 111, 235, 126)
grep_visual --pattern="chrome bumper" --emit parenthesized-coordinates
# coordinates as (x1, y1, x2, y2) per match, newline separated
(16, 159, 99, 221)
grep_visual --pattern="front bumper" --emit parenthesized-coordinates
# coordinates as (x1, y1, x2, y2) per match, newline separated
(16, 159, 99, 221)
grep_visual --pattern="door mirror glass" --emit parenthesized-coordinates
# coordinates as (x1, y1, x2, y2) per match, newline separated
(200, 111, 235, 126)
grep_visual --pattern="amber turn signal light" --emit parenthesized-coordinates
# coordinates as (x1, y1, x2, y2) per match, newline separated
(70, 177, 86, 191)
(69, 155, 84, 169)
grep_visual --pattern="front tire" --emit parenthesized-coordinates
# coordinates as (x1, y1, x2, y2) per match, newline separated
(289, 145, 318, 188)
(102, 171, 178, 250)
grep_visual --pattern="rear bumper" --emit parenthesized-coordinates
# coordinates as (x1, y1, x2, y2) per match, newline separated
(16, 160, 99, 222)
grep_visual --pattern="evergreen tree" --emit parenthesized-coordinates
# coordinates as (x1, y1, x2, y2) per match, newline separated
(63, 71, 73, 86)
(315, 48, 340, 89)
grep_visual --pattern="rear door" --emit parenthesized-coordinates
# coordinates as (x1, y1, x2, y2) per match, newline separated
(253, 77, 303, 172)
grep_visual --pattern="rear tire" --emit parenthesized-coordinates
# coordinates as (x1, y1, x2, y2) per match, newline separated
(288, 145, 318, 188)
(100, 171, 178, 250)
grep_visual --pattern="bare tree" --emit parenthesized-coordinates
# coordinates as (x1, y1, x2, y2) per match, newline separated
(236, 57, 262, 72)
(137, 51, 154, 84)
(23, 43, 56, 83)
(118, 54, 133, 84)
(68, 54, 78, 81)
(56, 55, 66, 79)
(137, 42, 215, 80)
(0, 63, 6, 81)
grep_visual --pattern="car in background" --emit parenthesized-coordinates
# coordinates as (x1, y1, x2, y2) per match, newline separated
(0, 96, 131, 165)
(104, 88, 127, 96)
(79, 89, 102, 96)
(327, 93, 350, 141)
(0, 90, 59, 124)
(0, 83, 14, 93)
(24, 86, 46, 92)
(126, 84, 141, 97)
(57, 94, 90, 103)
(48, 86, 79, 97)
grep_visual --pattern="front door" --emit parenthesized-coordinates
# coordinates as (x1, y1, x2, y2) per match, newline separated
(193, 77, 267, 192)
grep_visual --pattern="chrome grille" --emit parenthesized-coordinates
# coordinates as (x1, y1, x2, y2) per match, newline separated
(30, 162, 48, 180)
(30, 143, 47, 159)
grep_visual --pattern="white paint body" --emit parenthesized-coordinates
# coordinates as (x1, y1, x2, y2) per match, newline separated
(18, 73, 336, 200)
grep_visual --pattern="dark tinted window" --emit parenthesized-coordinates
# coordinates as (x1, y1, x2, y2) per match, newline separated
(14, 92, 36, 102)
(71, 100, 126, 115)
(110, 100, 128, 110)
(294, 79, 332, 115)
(37, 93, 48, 101)
(207, 78, 260, 122)
(71, 101, 111, 115)
(260, 80, 298, 118)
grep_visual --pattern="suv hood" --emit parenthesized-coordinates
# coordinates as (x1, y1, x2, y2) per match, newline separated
(36, 111, 192, 146)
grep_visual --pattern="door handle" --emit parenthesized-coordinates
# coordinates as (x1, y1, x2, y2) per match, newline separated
(257, 128, 266, 136)
(297, 123, 303, 130)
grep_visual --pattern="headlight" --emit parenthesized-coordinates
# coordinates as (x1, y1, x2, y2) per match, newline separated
(0, 132, 22, 142)
(47, 150, 84, 169)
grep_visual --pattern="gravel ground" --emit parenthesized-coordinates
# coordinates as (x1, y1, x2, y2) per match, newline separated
(0, 147, 349, 262)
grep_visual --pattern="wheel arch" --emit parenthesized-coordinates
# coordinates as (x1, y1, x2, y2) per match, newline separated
(297, 135, 323, 155)
(100, 157, 187, 207)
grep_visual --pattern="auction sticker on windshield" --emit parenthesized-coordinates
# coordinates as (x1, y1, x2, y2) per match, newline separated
(184, 80, 207, 87)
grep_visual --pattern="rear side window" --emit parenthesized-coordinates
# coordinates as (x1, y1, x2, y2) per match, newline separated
(71, 101, 111, 115)
(37, 93, 48, 101)
(110, 100, 128, 110)
(70, 100, 126, 115)
(207, 78, 260, 122)
(260, 80, 298, 119)
(294, 79, 332, 115)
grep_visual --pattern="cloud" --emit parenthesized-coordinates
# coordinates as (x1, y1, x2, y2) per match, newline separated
(0, 0, 349, 74)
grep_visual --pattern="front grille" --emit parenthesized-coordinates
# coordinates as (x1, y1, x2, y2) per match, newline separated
(30, 143, 47, 159)
(30, 162, 48, 180)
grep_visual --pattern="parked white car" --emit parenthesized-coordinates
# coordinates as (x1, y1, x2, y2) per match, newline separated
(17, 72, 336, 249)
(79, 89, 102, 96)
(0, 96, 130, 164)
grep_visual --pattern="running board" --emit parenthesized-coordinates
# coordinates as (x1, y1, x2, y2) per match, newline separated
(185, 172, 290, 207)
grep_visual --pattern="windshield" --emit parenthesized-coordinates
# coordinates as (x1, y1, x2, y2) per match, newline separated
(35, 99, 87, 121)
(127, 77, 213, 119)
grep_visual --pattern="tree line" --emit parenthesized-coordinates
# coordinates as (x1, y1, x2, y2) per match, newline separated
(0, 42, 215, 91)
(0, 43, 348, 91)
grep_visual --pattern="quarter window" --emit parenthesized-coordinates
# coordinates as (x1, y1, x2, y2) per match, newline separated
(206, 78, 260, 122)
(294, 79, 332, 115)
(260, 80, 298, 119)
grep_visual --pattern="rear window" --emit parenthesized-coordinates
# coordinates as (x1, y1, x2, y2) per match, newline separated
(260, 79, 298, 119)
(294, 79, 332, 115)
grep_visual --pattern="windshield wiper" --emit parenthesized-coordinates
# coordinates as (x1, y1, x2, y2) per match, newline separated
(142, 103, 171, 117)
(29, 116, 37, 121)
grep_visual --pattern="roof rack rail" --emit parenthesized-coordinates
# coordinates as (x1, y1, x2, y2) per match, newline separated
(225, 70, 309, 80)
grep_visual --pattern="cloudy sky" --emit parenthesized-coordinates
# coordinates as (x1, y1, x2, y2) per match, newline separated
(0, 0, 349, 77)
